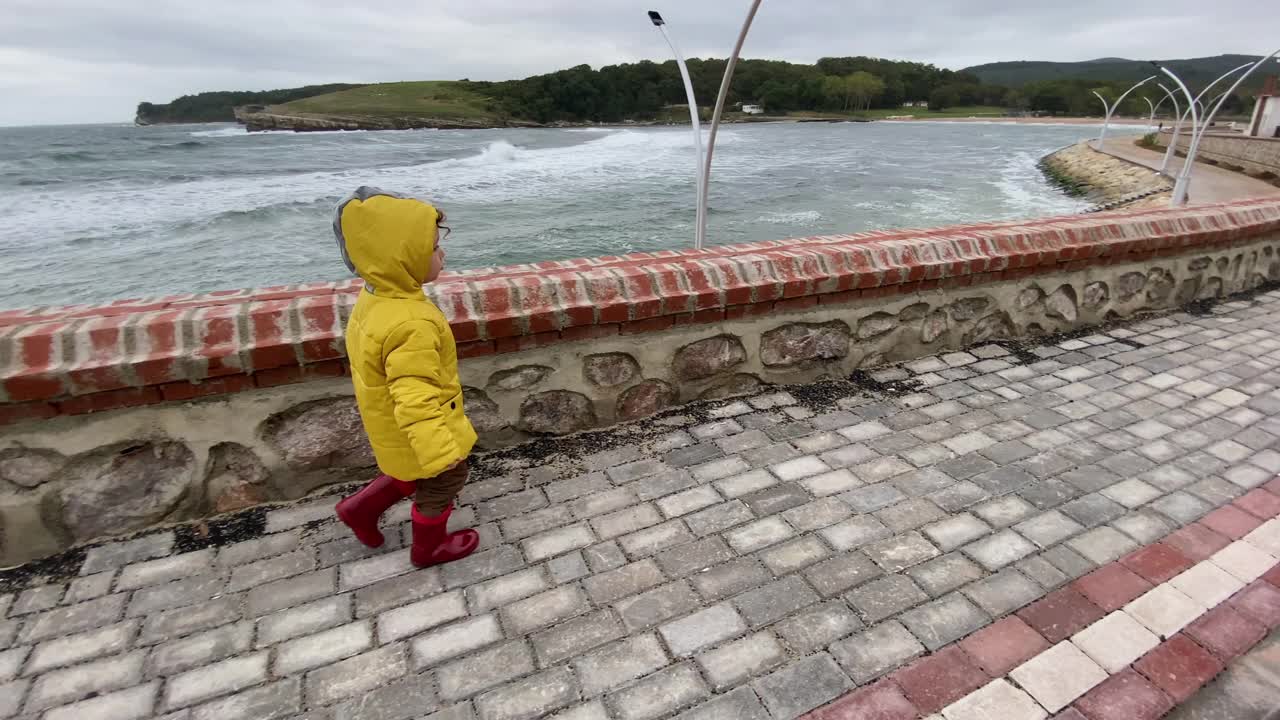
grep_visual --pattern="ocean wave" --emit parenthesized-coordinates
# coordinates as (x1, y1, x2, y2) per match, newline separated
(189, 127, 248, 138)
(151, 141, 207, 151)
(756, 210, 823, 225)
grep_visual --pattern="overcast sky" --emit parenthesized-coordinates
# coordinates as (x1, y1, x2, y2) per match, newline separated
(0, 0, 1270, 126)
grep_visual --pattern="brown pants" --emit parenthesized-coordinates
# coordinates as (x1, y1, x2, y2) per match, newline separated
(414, 459, 469, 515)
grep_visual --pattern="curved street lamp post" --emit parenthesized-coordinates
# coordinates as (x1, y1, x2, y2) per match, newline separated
(648, 11, 707, 249)
(1094, 75, 1155, 148)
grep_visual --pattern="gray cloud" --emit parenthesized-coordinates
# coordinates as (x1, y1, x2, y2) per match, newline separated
(0, 0, 1270, 125)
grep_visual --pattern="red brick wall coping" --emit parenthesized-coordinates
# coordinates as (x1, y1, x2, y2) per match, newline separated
(3, 197, 1280, 425)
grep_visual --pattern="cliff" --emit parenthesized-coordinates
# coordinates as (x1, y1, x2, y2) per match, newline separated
(232, 106, 540, 132)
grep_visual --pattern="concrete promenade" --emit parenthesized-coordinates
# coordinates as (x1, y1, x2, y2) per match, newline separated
(1095, 138, 1280, 205)
(2, 294, 1280, 719)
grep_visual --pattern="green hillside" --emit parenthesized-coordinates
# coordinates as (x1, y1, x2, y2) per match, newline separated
(136, 84, 364, 124)
(964, 54, 1269, 90)
(270, 81, 501, 121)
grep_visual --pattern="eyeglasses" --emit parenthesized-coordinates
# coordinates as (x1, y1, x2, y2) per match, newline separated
(437, 209, 450, 243)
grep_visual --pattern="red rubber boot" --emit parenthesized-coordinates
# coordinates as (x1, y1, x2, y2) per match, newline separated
(410, 504, 479, 568)
(335, 474, 415, 548)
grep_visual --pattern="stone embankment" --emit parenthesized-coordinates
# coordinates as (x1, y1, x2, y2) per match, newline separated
(1041, 141, 1172, 210)
(232, 106, 541, 132)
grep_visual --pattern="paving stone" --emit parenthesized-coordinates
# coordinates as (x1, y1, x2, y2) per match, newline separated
(259, 595, 355, 646)
(864, 531, 940, 572)
(922, 513, 991, 552)
(19, 594, 128, 644)
(830, 620, 925, 684)
(1212, 541, 1277, 582)
(1071, 610, 1161, 673)
(583, 543, 628, 573)
(690, 557, 771, 601)
(607, 663, 708, 720)
(733, 576, 819, 629)
(898, 592, 989, 650)
(24, 620, 137, 675)
(908, 553, 987, 597)
(751, 653, 852, 720)
(591, 505, 663, 540)
(959, 615, 1051, 677)
(684, 501, 754, 537)
(531, 610, 624, 667)
(619, 520, 694, 558)
(616, 582, 700, 631)
(524, 525, 595, 562)
(148, 622, 254, 677)
(328, 676, 437, 720)
(353, 568, 444, 618)
(782, 498, 853, 533)
(674, 686, 770, 720)
(80, 533, 175, 575)
(655, 537, 734, 577)
(139, 594, 242, 645)
(117, 550, 213, 591)
(802, 553, 883, 598)
(44, 681, 161, 720)
(940, 678, 1045, 720)
(818, 515, 891, 551)
(305, 644, 406, 707)
(437, 641, 535, 702)
(1014, 511, 1084, 549)
(962, 568, 1043, 617)
(725, 517, 795, 554)
(929, 482, 991, 512)
(1060, 493, 1127, 528)
(972, 496, 1037, 528)
(572, 634, 669, 697)
(963, 529, 1036, 571)
(1111, 510, 1176, 545)
(1151, 492, 1214, 525)
(501, 586, 589, 636)
(876, 498, 948, 533)
(274, 621, 371, 676)
(847, 575, 929, 624)
(657, 486, 723, 519)
(1067, 526, 1140, 565)
(410, 615, 503, 670)
(760, 536, 831, 576)
(1125, 584, 1207, 638)
(772, 601, 864, 655)
(1008, 640, 1108, 713)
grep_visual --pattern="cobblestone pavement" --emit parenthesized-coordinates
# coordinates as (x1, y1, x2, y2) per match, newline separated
(5, 294, 1280, 720)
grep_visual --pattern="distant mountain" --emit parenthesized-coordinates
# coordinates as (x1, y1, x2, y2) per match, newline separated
(963, 54, 1270, 90)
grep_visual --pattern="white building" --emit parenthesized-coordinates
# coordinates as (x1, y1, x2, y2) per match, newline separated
(741, 104, 764, 115)
(1248, 76, 1280, 138)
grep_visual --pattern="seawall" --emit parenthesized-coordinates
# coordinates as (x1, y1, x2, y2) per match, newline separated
(4, 198, 1280, 564)
(1039, 141, 1171, 209)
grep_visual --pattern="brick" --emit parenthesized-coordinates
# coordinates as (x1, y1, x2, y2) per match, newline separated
(1125, 584, 1206, 638)
(696, 632, 784, 691)
(217, 531, 301, 567)
(962, 569, 1042, 618)
(245, 567, 336, 617)
(583, 542, 628, 573)
(1163, 523, 1232, 561)
(819, 516, 891, 551)
(591, 504, 662, 540)
(656, 537, 734, 577)
(619, 520, 694, 558)
(907, 553, 986, 597)
(18, 593, 126, 644)
(501, 586, 588, 636)
(1016, 587, 1104, 644)
(894, 645, 987, 714)
(376, 591, 467, 644)
(572, 634, 668, 696)
(25, 620, 136, 675)
(741, 483, 810, 516)
(1201, 505, 1264, 539)
(1134, 634, 1222, 703)
(608, 663, 708, 720)
(275, 621, 372, 675)
(830, 620, 924, 684)
(761, 536, 831, 575)
(44, 682, 158, 720)
(1015, 511, 1085, 549)
(714, 469, 777, 498)
(583, 560, 664, 604)
(1185, 603, 1268, 659)
(502, 507, 575, 541)
(228, 549, 314, 592)
(329, 675, 438, 720)
(691, 557, 771, 601)
(734, 576, 820, 629)
(1121, 543, 1194, 584)
(726, 517, 795, 554)
(411, 615, 503, 669)
(1008, 641, 1107, 714)
(616, 581, 700, 631)
(752, 653, 852, 720)
(1236, 489, 1280, 519)
(864, 531, 940, 572)
(164, 653, 268, 710)
(1072, 668, 1173, 720)
(148, 622, 254, 677)
(692, 456, 750, 481)
(960, 615, 1050, 677)
(846, 574, 927, 625)
(139, 594, 241, 645)
(1211, 541, 1277, 583)
(901, 592, 990, 652)
(972, 496, 1036, 528)
(922, 514, 991, 552)
(531, 610, 624, 667)
(256, 595, 352, 647)
(476, 668, 577, 720)
(773, 602, 863, 656)
(438, 641, 534, 701)
(65, 571, 114, 604)
(938, 679, 1044, 720)
(802, 552, 883, 598)
(1231, 580, 1280, 627)
(12, 584, 63, 615)
(523, 525, 595, 562)
(810, 678, 918, 720)
(963, 529, 1035, 571)
(658, 604, 747, 658)
(117, 550, 213, 590)
(467, 569, 549, 612)
(1071, 609, 1160, 673)
(657, 486, 722, 518)
(354, 569, 445, 617)
(1171, 560, 1246, 607)
(841, 482, 908, 514)
(548, 553, 590, 584)
(305, 644, 406, 706)
(674, 686, 769, 720)
(1072, 564, 1153, 612)
(127, 573, 226, 617)
(800, 469, 862, 497)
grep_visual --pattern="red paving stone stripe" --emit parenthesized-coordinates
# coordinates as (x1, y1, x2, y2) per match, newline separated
(1121, 543, 1196, 585)
(1200, 505, 1265, 539)
(803, 507, 1280, 720)
(1235, 488, 1280, 520)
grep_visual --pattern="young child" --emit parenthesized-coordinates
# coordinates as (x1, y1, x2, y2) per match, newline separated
(331, 186, 479, 568)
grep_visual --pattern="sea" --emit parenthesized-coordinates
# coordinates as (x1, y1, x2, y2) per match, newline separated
(0, 120, 1147, 310)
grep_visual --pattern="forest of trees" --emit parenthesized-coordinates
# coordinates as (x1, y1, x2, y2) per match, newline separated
(136, 84, 364, 123)
(464, 56, 1256, 123)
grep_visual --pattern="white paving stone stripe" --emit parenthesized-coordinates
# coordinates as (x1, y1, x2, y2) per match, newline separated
(943, 536, 1279, 719)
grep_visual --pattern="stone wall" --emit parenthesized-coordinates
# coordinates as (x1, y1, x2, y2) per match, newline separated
(1040, 142, 1171, 208)
(1160, 130, 1280, 177)
(3, 198, 1280, 563)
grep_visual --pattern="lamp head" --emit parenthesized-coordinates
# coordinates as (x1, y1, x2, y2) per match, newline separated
(648, 11, 665, 26)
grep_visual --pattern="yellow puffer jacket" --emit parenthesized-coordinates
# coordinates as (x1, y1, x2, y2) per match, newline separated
(334, 188, 477, 481)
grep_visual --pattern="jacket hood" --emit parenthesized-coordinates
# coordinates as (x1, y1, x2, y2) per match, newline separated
(333, 186, 439, 299)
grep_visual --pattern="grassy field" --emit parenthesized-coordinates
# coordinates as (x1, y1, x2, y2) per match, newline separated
(270, 81, 499, 120)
